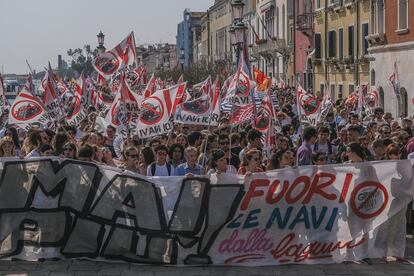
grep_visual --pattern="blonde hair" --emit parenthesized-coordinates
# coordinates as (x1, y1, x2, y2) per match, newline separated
(0, 136, 15, 157)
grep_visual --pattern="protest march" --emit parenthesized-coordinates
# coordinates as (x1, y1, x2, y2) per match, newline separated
(0, 30, 414, 267)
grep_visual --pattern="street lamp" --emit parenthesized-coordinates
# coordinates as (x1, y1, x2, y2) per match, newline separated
(231, 0, 245, 21)
(230, 22, 247, 67)
(97, 31, 106, 54)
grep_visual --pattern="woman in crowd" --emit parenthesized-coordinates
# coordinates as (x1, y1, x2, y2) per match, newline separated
(238, 148, 263, 175)
(4, 127, 20, 155)
(102, 146, 116, 166)
(175, 134, 188, 148)
(0, 136, 16, 157)
(346, 142, 366, 163)
(208, 149, 237, 175)
(39, 144, 54, 156)
(197, 134, 218, 167)
(138, 146, 154, 175)
(277, 149, 295, 168)
(312, 152, 328, 166)
(52, 132, 69, 156)
(168, 143, 185, 168)
(385, 143, 401, 160)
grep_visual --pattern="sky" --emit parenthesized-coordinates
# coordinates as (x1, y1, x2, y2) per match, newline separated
(0, 0, 212, 75)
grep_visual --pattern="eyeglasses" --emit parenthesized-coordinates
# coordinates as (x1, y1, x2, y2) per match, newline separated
(128, 154, 139, 159)
(157, 152, 167, 156)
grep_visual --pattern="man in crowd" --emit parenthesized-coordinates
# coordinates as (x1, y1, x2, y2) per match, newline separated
(173, 147, 204, 176)
(147, 145, 172, 176)
(296, 126, 317, 166)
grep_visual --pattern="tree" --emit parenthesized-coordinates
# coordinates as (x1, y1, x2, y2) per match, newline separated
(155, 60, 232, 85)
(67, 45, 99, 76)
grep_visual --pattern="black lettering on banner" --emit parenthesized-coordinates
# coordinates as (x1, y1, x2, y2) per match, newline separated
(0, 158, 245, 264)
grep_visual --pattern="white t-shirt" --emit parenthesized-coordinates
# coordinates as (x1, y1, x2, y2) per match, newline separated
(147, 163, 170, 177)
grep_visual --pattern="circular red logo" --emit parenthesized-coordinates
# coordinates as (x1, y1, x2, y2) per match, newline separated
(350, 181, 389, 219)
(65, 96, 81, 119)
(140, 97, 164, 125)
(11, 100, 43, 121)
(95, 51, 120, 75)
(300, 94, 321, 115)
(182, 97, 210, 115)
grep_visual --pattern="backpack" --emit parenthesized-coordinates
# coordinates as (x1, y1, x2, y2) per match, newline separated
(150, 162, 171, 176)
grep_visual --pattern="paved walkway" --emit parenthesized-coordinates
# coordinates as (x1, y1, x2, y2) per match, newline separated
(1, 237, 414, 276)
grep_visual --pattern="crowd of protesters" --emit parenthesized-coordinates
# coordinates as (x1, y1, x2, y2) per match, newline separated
(0, 86, 413, 263)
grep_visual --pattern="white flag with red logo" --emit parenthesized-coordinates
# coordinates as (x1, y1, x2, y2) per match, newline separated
(9, 88, 48, 126)
(93, 32, 137, 78)
(388, 61, 400, 97)
(174, 79, 220, 126)
(317, 81, 333, 123)
(296, 83, 321, 126)
(42, 70, 64, 121)
(105, 74, 142, 132)
(65, 74, 88, 125)
(135, 83, 186, 138)
(143, 74, 157, 98)
(254, 90, 276, 159)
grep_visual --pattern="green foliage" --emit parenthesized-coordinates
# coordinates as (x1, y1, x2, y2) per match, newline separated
(155, 61, 232, 85)
(67, 45, 99, 76)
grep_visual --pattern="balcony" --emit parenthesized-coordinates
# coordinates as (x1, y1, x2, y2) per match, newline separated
(296, 13, 313, 34)
(366, 32, 386, 46)
(344, 0, 355, 9)
(252, 38, 286, 59)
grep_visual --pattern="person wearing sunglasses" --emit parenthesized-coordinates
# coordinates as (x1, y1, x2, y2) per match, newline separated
(311, 152, 327, 166)
(238, 148, 263, 175)
(121, 147, 140, 173)
(147, 145, 172, 176)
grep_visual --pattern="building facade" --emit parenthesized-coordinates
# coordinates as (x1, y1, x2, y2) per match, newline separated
(209, 0, 233, 64)
(313, 0, 371, 100)
(176, 9, 206, 69)
(253, 0, 288, 83)
(368, 0, 414, 117)
(295, 0, 314, 91)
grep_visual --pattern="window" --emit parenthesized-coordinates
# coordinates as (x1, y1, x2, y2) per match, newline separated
(265, 7, 275, 37)
(320, 83, 325, 96)
(349, 84, 355, 95)
(371, 0, 384, 34)
(282, 5, 286, 39)
(362, 23, 369, 55)
(330, 84, 336, 102)
(339, 28, 344, 59)
(276, 7, 280, 37)
(401, 88, 408, 117)
(316, 0, 321, 10)
(315, 33, 322, 58)
(398, 0, 408, 30)
(379, 87, 385, 108)
(338, 84, 343, 99)
(371, 69, 376, 86)
(348, 26, 354, 57)
(328, 30, 336, 58)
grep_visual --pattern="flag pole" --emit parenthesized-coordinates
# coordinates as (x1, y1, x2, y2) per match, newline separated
(201, 79, 219, 171)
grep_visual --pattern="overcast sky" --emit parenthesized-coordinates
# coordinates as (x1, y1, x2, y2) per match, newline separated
(0, 0, 212, 75)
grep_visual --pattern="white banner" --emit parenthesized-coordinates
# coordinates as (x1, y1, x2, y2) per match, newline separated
(0, 158, 412, 266)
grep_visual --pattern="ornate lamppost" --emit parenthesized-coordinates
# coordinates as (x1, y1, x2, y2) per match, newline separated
(230, 0, 247, 67)
(97, 31, 106, 54)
